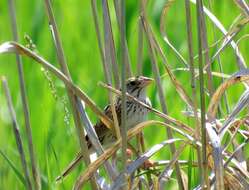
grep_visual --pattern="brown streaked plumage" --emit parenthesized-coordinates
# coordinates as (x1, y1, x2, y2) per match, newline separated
(56, 76, 153, 181)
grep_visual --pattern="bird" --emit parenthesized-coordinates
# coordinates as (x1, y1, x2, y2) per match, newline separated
(56, 76, 153, 181)
(86, 75, 153, 152)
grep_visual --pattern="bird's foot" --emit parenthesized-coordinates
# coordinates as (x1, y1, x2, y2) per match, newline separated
(142, 159, 155, 169)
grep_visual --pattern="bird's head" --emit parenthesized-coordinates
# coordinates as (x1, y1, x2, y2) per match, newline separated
(126, 76, 153, 98)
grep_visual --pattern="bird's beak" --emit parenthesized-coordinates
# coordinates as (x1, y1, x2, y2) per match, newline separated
(142, 77, 154, 87)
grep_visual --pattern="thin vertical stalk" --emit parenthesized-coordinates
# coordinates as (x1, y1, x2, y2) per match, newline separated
(196, 0, 209, 189)
(7, 0, 40, 189)
(140, 2, 184, 189)
(102, 0, 120, 88)
(2, 77, 33, 190)
(120, 0, 128, 188)
(90, 0, 120, 181)
(136, 5, 145, 186)
(91, 0, 106, 77)
(136, 0, 144, 75)
(43, 0, 98, 189)
(91, 0, 121, 144)
(144, 27, 184, 190)
(199, 1, 214, 97)
(100, 0, 123, 151)
(113, 0, 132, 77)
(137, 18, 144, 76)
(184, 0, 203, 183)
(136, 10, 147, 176)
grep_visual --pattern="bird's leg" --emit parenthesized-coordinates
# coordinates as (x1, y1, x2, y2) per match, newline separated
(142, 160, 155, 169)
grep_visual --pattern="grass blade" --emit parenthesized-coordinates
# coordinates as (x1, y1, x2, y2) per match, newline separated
(2, 77, 33, 190)
(196, 0, 209, 188)
(0, 150, 26, 186)
(111, 139, 183, 190)
(141, 1, 185, 188)
(7, 0, 40, 188)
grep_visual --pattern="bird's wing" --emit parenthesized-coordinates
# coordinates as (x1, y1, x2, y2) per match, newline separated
(89, 103, 121, 146)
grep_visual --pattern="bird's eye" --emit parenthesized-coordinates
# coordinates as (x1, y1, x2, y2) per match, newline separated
(130, 81, 136, 85)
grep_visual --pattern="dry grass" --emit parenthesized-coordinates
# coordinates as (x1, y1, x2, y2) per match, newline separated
(1, 0, 249, 189)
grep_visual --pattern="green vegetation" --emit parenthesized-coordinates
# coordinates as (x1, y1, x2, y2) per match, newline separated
(0, 0, 248, 189)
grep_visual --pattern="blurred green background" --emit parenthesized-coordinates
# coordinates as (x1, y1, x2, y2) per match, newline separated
(0, 0, 248, 189)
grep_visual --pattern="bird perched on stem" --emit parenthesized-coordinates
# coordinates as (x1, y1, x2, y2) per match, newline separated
(56, 76, 153, 181)
(86, 76, 153, 151)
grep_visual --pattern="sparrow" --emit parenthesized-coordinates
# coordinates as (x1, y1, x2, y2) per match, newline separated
(86, 76, 153, 152)
(56, 76, 153, 181)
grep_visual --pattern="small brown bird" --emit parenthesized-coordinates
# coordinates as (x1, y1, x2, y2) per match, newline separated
(57, 76, 153, 180)
(86, 76, 153, 152)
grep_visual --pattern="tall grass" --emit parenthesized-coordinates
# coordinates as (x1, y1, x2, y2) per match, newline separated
(0, 0, 249, 189)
